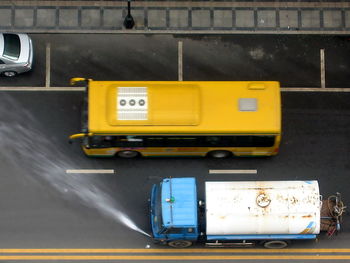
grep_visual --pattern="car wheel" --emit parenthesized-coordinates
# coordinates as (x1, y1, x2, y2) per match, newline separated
(3, 71, 17, 77)
(208, 150, 231, 158)
(116, 150, 139, 158)
(168, 240, 192, 248)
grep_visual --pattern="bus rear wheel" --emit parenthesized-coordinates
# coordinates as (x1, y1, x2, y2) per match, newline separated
(168, 240, 192, 248)
(263, 240, 289, 249)
(117, 150, 139, 158)
(208, 150, 231, 158)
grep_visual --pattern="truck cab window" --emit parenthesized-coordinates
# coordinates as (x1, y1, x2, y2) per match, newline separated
(163, 228, 183, 234)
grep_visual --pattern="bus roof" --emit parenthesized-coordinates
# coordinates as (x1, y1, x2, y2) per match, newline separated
(87, 81, 281, 135)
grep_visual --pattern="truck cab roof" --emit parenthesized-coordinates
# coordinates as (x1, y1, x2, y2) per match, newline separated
(161, 178, 197, 228)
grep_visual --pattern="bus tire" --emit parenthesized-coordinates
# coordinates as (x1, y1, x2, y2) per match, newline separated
(168, 240, 192, 248)
(116, 150, 139, 158)
(208, 150, 231, 158)
(263, 240, 289, 249)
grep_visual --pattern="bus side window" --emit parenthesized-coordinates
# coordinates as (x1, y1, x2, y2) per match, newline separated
(90, 136, 102, 147)
(90, 136, 115, 148)
(116, 136, 144, 147)
(234, 136, 253, 147)
(165, 137, 199, 147)
(144, 136, 165, 147)
(229, 136, 275, 147)
(205, 136, 222, 146)
(252, 136, 275, 147)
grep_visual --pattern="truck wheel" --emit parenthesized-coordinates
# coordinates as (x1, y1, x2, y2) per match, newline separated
(263, 240, 288, 249)
(208, 150, 231, 158)
(168, 240, 192, 248)
(116, 150, 139, 158)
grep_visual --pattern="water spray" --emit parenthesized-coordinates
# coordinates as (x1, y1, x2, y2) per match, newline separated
(0, 94, 150, 237)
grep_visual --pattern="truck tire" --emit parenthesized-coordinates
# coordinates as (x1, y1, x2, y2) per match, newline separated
(208, 150, 231, 158)
(116, 150, 139, 158)
(168, 240, 192, 248)
(263, 240, 289, 249)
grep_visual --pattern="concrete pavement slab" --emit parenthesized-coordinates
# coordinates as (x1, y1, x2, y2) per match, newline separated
(15, 8, 34, 27)
(279, 10, 299, 28)
(236, 9, 254, 28)
(169, 9, 188, 28)
(131, 9, 145, 29)
(81, 8, 101, 28)
(346, 11, 350, 28)
(148, 9, 166, 28)
(301, 10, 320, 28)
(37, 8, 57, 28)
(323, 10, 342, 28)
(102, 8, 123, 28)
(191, 9, 211, 28)
(0, 8, 12, 27)
(59, 8, 79, 28)
(213, 9, 233, 28)
(257, 10, 276, 28)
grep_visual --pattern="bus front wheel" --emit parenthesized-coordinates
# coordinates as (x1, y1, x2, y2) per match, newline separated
(208, 150, 231, 158)
(168, 240, 192, 248)
(117, 150, 139, 158)
(263, 240, 289, 249)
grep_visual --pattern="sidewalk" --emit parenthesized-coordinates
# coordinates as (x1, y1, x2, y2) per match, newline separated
(0, 1, 349, 34)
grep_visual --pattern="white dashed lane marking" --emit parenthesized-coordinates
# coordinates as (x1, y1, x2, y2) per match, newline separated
(209, 169, 257, 174)
(66, 169, 115, 174)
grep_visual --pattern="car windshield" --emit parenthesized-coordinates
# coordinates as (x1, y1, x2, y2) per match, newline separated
(3, 34, 21, 60)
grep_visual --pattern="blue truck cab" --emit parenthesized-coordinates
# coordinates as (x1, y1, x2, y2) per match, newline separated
(150, 177, 199, 247)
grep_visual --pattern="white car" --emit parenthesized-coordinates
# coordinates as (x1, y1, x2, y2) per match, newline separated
(0, 33, 33, 77)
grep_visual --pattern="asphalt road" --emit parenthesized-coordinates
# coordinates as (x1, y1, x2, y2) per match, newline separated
(0, 91, 349, 251)
(0, 34, 350, 262)
(0, 34, 350, 87)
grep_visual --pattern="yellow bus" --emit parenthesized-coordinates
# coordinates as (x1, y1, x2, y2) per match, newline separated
(69, 79, 281, 158)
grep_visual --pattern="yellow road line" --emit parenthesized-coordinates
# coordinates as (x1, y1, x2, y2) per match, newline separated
(1, 255, 350, 260)
(1, 248, 350, 253)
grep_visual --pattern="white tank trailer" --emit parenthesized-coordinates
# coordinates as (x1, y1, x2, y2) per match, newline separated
(150, 178, 346, 248)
